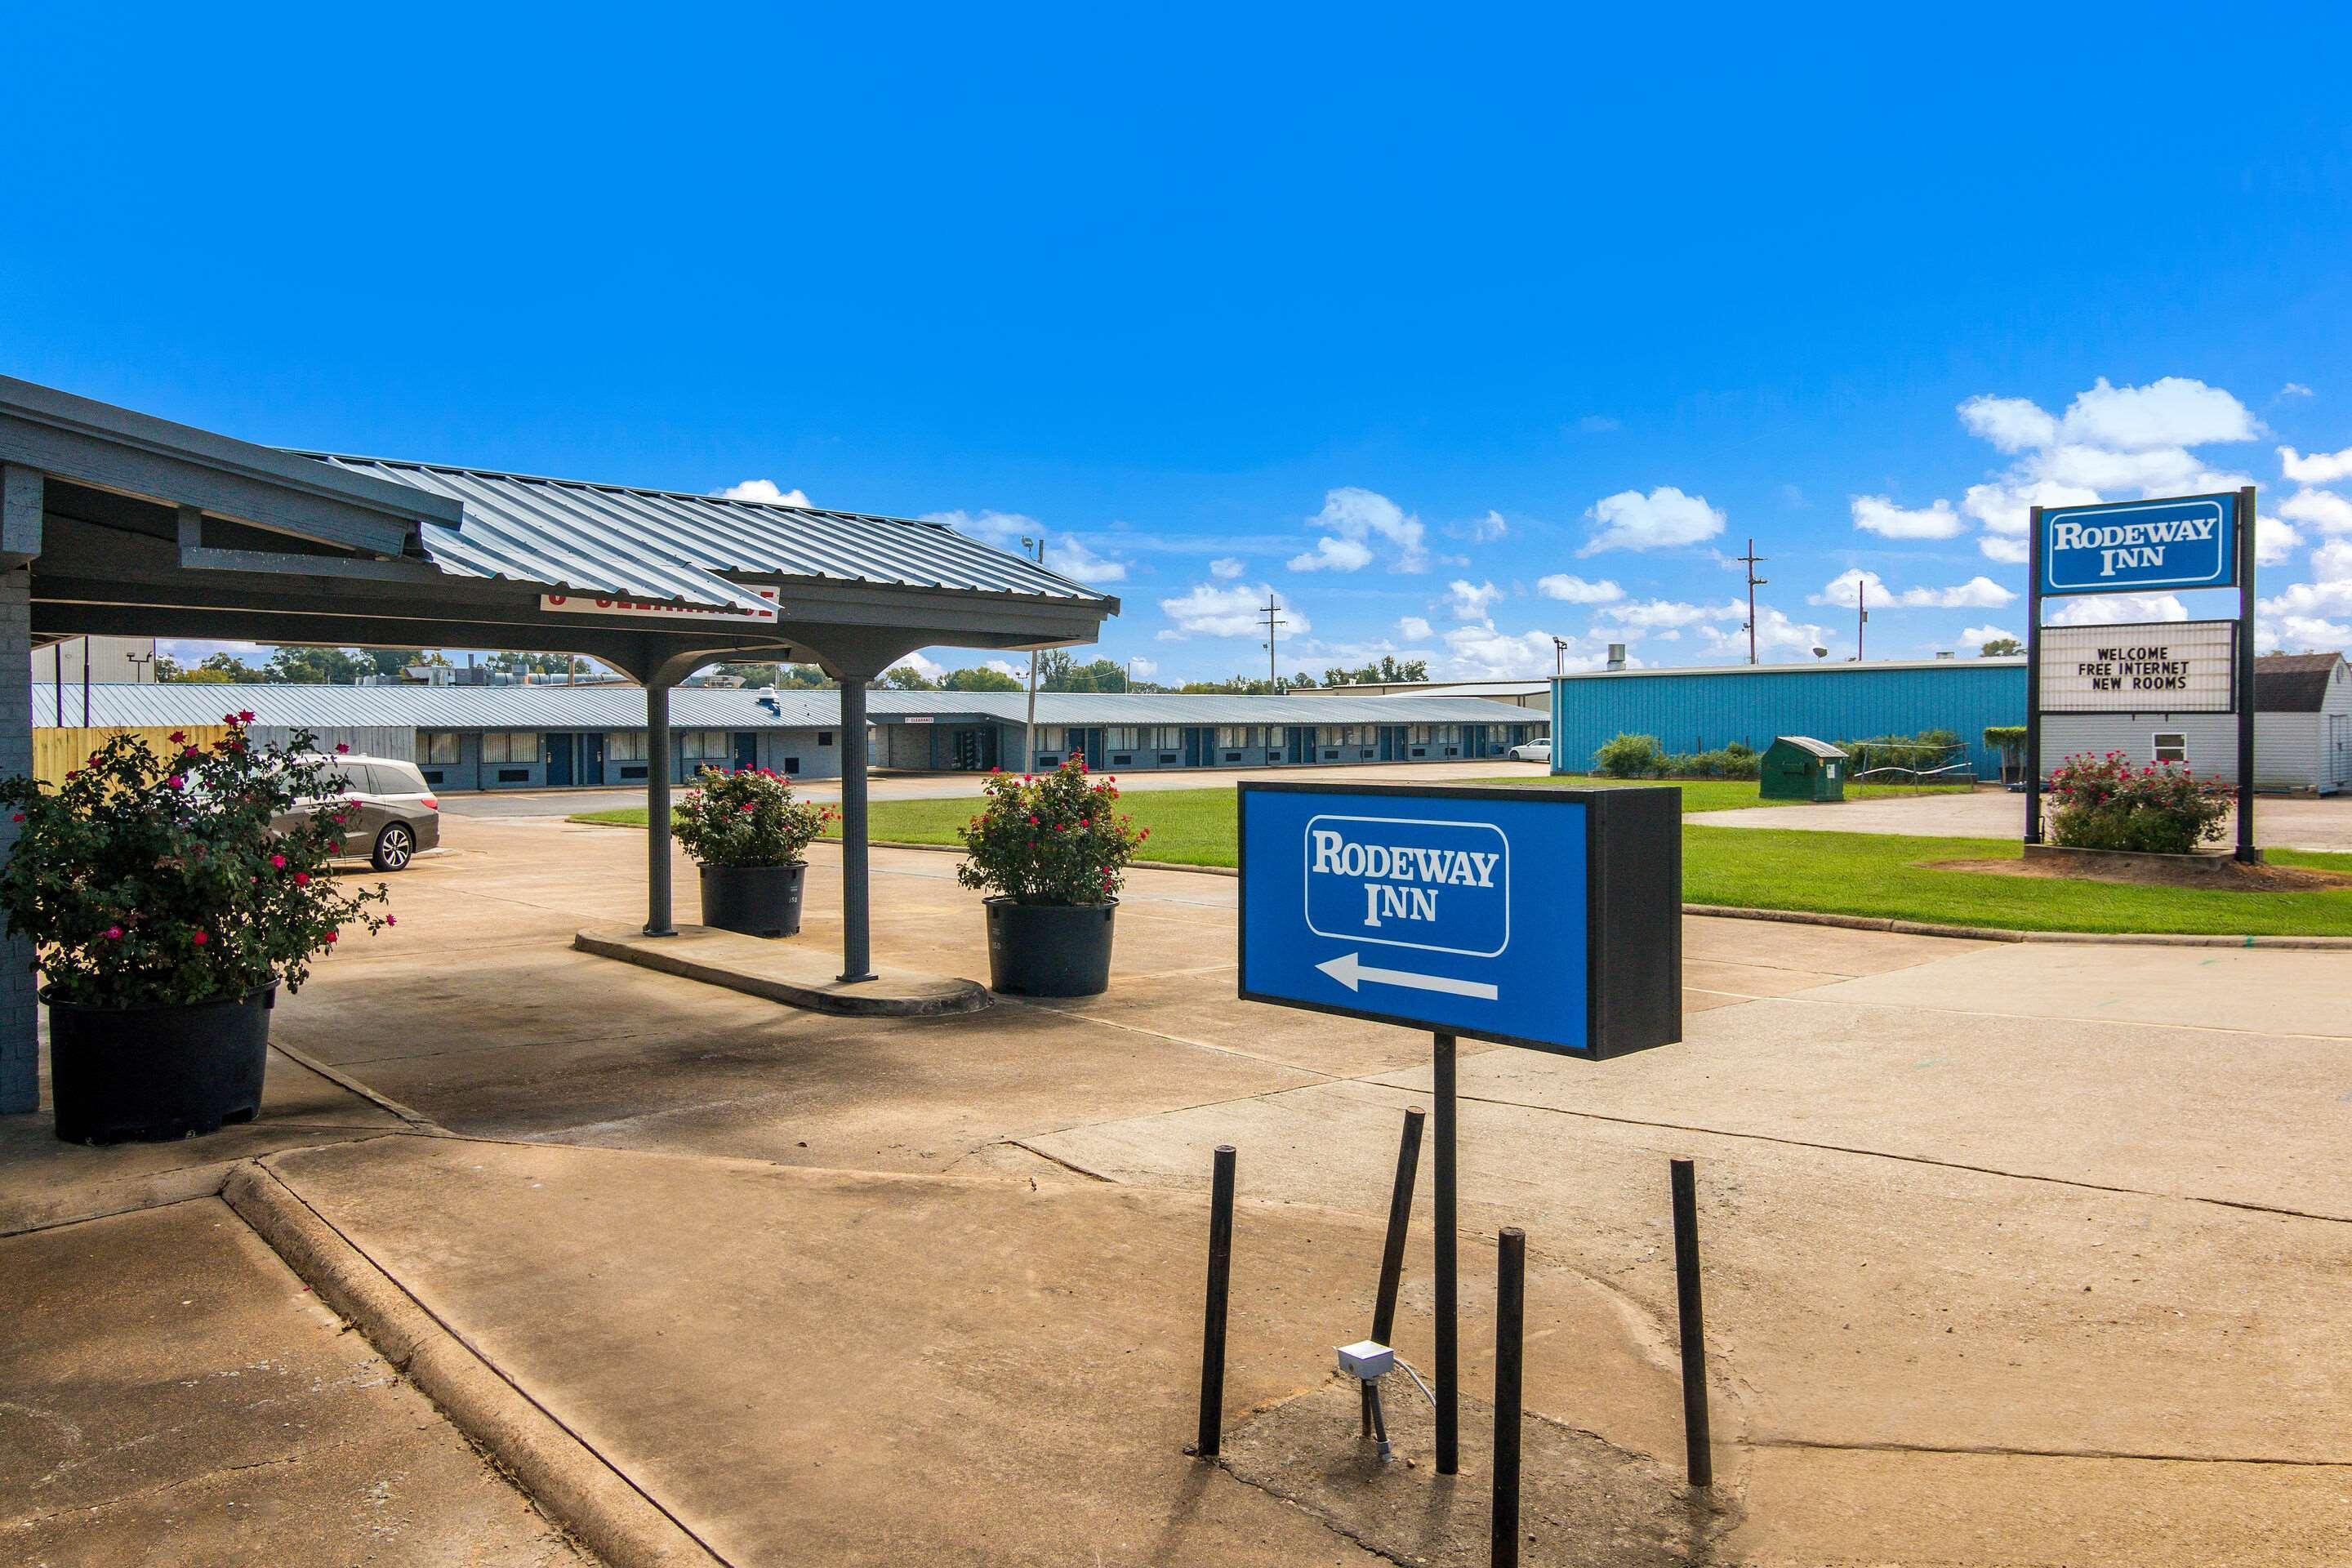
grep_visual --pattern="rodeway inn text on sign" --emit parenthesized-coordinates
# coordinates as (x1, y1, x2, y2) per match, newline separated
(2039, 495, 2237, 595)
(1307, 820, 1507, 951)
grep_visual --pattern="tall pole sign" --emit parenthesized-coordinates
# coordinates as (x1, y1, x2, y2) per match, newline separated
(2025, 489, 2257, 861)
(1237, 782, 1682, 1473)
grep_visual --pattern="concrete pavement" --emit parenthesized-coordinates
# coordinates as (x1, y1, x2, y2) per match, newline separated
(7, 808, 2352, 1563)
(1699, 785, 2352, 850)
(437, 758, 1552, 817)
(0, 1198, 584, 1566)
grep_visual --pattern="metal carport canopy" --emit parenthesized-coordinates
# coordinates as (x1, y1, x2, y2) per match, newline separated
(0, 376, 1117, 1105)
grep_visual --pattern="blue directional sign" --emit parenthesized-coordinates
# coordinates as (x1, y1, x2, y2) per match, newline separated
(2038, 493, 2238, 597)
(1237, 782, 1682, 1059)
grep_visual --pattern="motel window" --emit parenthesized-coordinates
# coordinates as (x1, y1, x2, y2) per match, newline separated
(679, 729, 729, 758)
(479, 730, 538, 764)
(1107, 727, 1143, 750)
(2154, 733, 2188, 764)
(1409, 724, 1432, 746)
(1217, 725, 1254, 748)
(420, 730, 461, 764)
(1035, 728, 1062, 751)
(608, 730, 647, 762)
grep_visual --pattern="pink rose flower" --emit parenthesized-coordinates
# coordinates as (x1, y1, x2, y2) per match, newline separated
(323, 929, 339, 944)
(270, 853, 287, 868)
(190, 929, 208, 947)
(105, 925, 122, 940)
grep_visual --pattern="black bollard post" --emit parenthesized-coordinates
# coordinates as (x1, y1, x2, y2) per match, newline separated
(1196, 1144, 1237, 1459)
(1365, 1105, 1425, 1436)
(1491, 1227, 1526, 1568)
(1433, 1034, 1459, 1475)
(1669, 1157, 1712, 1488)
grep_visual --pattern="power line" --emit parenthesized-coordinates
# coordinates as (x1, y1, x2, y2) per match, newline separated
(1735, 538, 1769, 666)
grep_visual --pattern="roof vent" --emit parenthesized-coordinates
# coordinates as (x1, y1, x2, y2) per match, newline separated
(1606, 643, 1627, 671)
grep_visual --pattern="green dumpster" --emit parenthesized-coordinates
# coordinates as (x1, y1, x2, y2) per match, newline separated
(1760, 735, 1848, 802)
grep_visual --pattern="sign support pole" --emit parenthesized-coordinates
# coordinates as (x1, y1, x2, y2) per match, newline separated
(1432, 1031, 1459, 1476)
(2025, 504, 2044, 845)
(2237, 486, 2258, 862)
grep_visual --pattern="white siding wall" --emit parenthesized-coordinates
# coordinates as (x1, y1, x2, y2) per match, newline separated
(2041, 711, 2321, 791)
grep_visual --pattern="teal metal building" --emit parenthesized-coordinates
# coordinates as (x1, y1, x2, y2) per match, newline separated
(1549, 658, 2028, 780)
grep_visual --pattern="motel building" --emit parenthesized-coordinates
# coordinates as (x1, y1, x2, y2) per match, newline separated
(48, 684, 1550, 793)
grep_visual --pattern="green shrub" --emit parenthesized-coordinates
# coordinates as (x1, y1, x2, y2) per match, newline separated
(1595, 733, 1665, 778)
(956, 758, 1144, 905)
(2046, 752, 2232, 855)
(675, 767, 835, 867)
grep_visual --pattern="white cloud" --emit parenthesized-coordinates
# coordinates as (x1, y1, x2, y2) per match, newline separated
(1578, 486, 1726, 555)
(983, 658, 1027, 679)
(2281, 383, 2314, 399)
(2056, 376, 2261, 451)
(2048, 593, 2189, 626)
(1534, 573, 1624, 604)
(1695, 605, 1828, 657)
(1465, 510, 1509, 543)
(1851, 494, 1967, 540)
(1396, 616, 1433, 640)
(2257, 539, 2352, 628)
(890, 651, 947, 681)
(1600, 597, 1745, 630)
(1952, 378, 2262, 564)
(2257, 513, 2303, 567)
(1958, 395, 2060, 454)
(924, 509, 1128, 583)
(1208, 556, 1245, 579)
(1809, 569, 2016, 609)
(2283, 445, 2352, 484)
(1126, 657, 1158, 679)
(1962, 625, 2020, 648)
(2278, 488, 2352, 534)
(1444, 579, 1503, 620)
(717, 479, 812, 507)
(1157, 582, 1308, 639)
(1287, 488, 1428, 573)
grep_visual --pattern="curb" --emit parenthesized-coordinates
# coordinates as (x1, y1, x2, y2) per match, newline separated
(572, 925, 993, 1016)
(222, 1161, 728, 1568)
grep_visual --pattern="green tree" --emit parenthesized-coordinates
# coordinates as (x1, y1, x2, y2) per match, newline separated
(264, 646, 370, 684)
(879, 664, 940, 690)
(1980, 636, 2025, 657)
(942, 666, 1022, 692)
(178, 651, 263, 682)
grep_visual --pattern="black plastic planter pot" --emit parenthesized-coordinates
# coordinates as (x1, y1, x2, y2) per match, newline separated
(700, 862, 808, 938)
(47, 986, 275, 1145)
(984, 898, 1117, 997)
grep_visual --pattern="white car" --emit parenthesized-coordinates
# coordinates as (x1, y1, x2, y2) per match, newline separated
(1505, 738, 1552, 763)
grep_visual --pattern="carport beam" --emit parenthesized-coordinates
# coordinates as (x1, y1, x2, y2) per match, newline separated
(644, 678, 675, 938)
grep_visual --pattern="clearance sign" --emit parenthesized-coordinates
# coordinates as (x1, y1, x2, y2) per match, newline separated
(541, 586, 778, 622)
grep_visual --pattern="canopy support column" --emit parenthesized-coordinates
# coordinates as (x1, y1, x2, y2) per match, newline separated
(644, 675, 676, 938)
(838, 677, 875, 982)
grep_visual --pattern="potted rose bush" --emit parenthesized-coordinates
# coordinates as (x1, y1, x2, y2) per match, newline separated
(675, 766, 835, 938)
(2045, 751, 2233, 855)
(956, 759, 1144, 996)
(0, 719, 391, 1143)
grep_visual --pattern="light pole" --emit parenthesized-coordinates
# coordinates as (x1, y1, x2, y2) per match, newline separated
(1551, 636, 1569, 678)
(1022, 533, 1045, 768)
(1260, 595, 1287, 692)
(1855, 577, 1869, 662)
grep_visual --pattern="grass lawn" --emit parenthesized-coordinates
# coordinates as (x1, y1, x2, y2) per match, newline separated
(572, 784, 2352, 934)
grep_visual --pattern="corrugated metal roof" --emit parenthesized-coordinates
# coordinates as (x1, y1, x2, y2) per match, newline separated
(296, 455, 1115, 612)
(56, 684, 1548, 732)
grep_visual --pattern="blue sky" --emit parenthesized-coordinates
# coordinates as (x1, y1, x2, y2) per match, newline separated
(7, 3, 2352, 682)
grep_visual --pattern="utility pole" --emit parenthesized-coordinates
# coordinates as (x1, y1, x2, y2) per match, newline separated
(1022, 532, 1045, 767)
(1855, 577, 1869, 662)
(1552, 635, 1569, 678)
(1736, 538, 1769, 666)
(1259, 595, 1287, 693)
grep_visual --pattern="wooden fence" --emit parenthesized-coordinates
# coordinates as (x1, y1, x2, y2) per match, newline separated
(31, 727, 233, 787)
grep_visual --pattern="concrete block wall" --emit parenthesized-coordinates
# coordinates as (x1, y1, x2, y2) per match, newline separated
(0, 567, 36, 1112)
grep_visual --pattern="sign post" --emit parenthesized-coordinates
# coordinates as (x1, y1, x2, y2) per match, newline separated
(2026, 490, 2257, 860)
(1237, 782, 1683, 1472)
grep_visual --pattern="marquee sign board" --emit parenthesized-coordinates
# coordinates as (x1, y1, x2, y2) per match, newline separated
(1236, 782, 1682, 1058)
(2038, 494, 2237, 597)
(2038, 620, 2236, 714)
